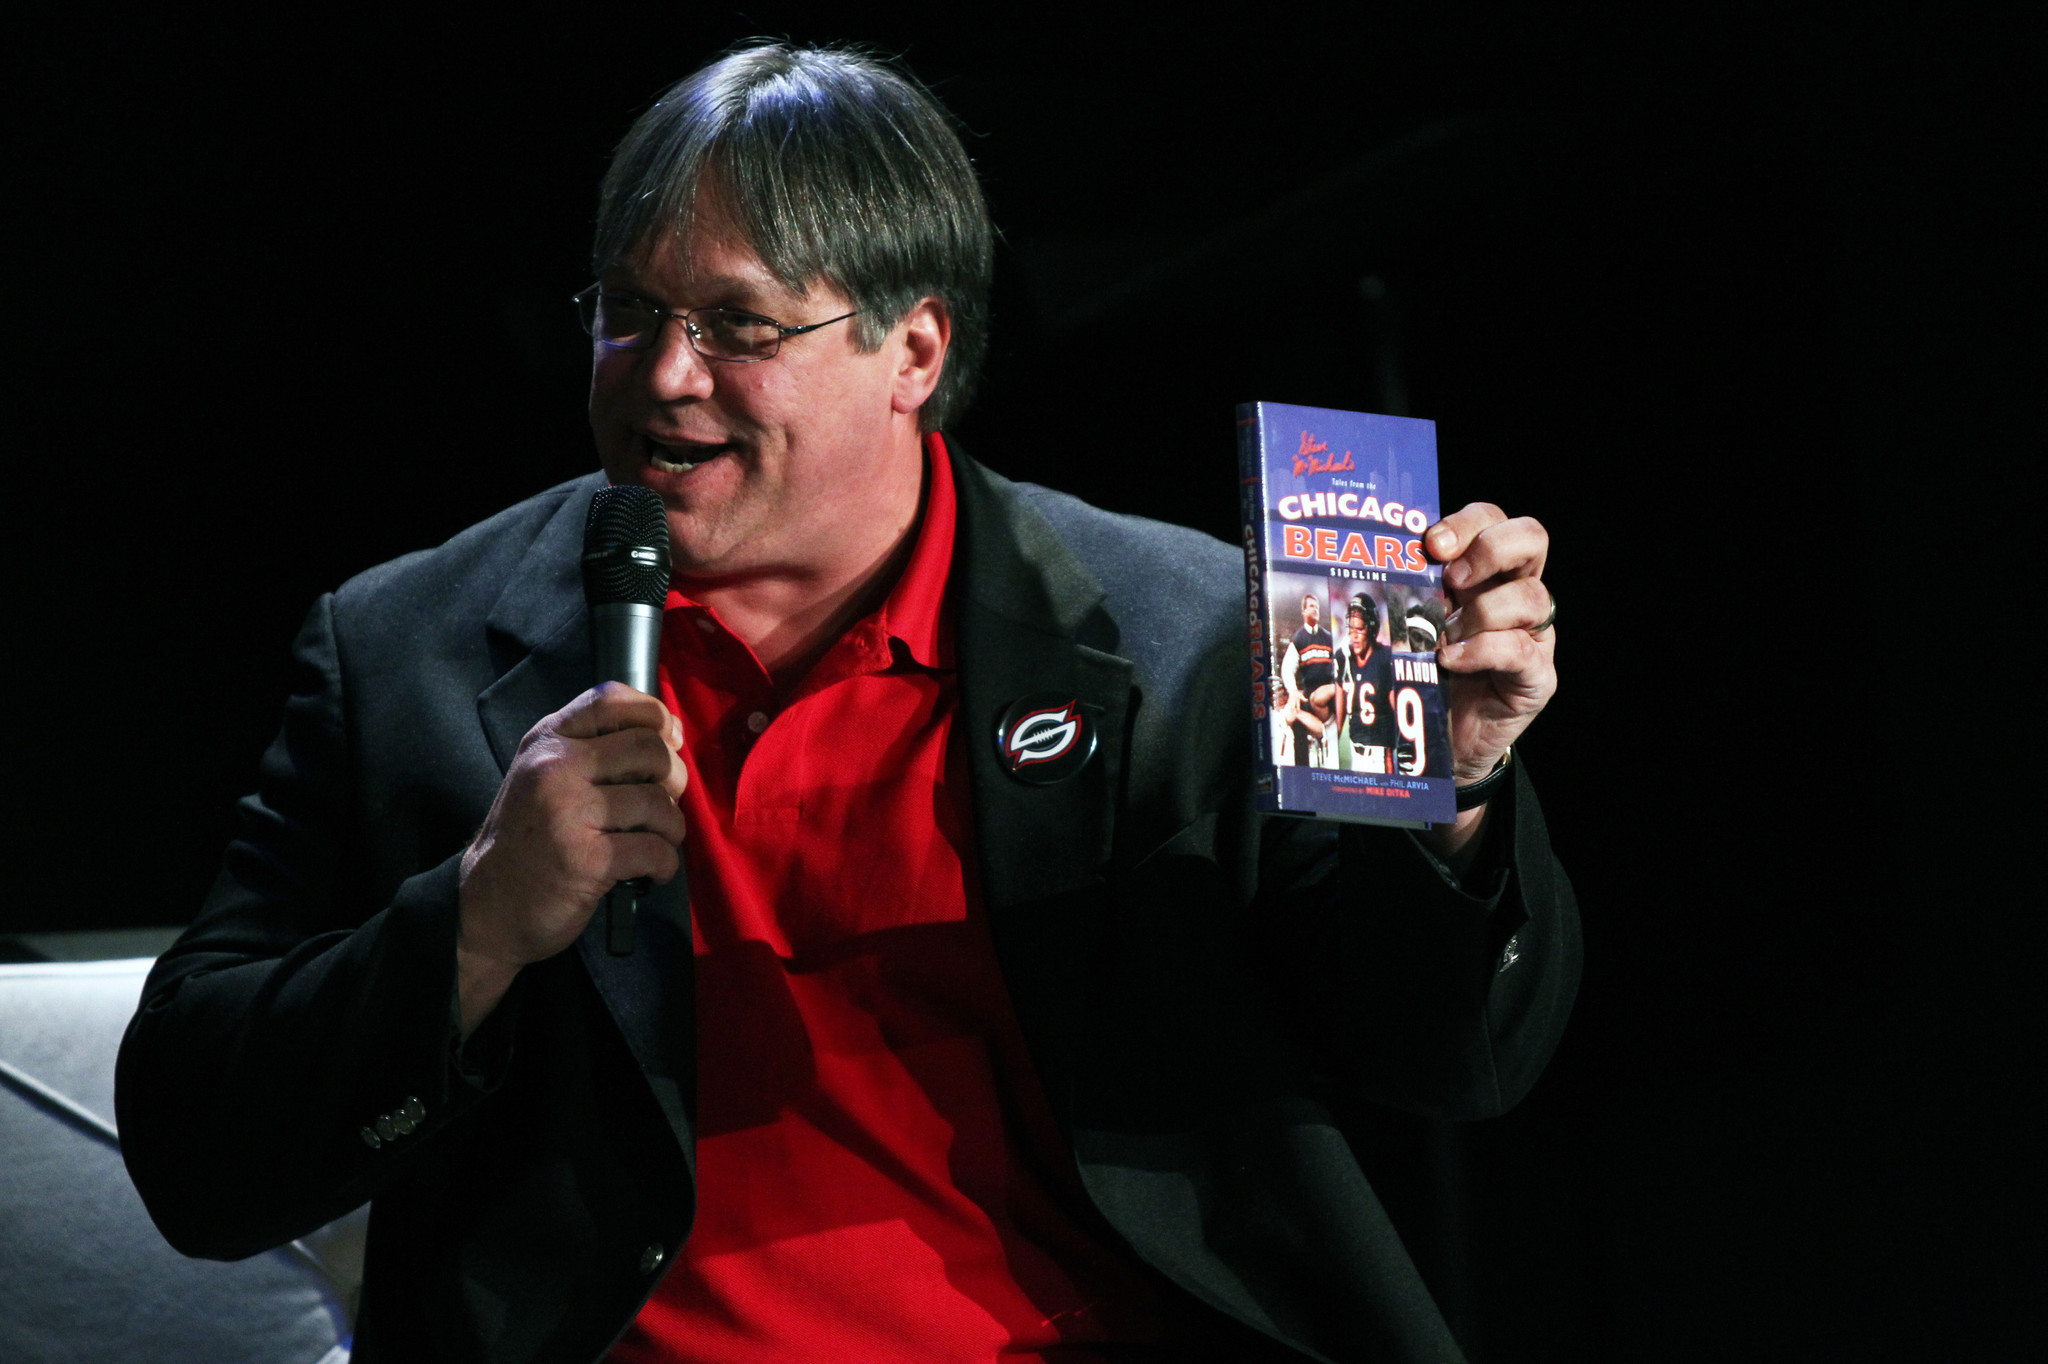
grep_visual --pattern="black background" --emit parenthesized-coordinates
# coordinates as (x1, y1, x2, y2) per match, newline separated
(8, 5, 2036, 1359)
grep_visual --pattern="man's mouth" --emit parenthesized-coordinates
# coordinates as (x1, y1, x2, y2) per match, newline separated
(641, 435, 733, 474)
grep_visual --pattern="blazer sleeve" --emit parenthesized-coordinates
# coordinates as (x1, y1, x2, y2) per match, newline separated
(115, 593, 517, 1262)
(1249, 756, 1582, 1120)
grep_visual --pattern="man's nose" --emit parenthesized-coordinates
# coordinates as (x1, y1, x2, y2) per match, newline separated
(640, 316, 716, 399)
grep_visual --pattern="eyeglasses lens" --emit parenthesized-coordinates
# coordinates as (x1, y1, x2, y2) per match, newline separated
(692, 310, 781, 361)
(589, 296, 654, 348)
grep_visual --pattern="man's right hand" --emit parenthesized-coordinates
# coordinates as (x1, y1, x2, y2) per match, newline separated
(455, 683, 688, 1034)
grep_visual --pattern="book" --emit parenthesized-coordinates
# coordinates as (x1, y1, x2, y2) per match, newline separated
(1237, 401, 1457, 828)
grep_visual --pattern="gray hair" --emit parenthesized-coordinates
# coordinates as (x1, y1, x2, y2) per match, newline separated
(593, 42, 995, 431)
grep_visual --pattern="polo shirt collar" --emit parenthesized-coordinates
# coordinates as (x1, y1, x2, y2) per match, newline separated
(873, 430, 958, 672)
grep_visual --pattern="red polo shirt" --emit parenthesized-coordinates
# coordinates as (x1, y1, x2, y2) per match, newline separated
(607, 436, 1191, 1362)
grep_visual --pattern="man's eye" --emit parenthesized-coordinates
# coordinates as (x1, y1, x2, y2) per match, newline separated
(695, 311, 784, 355)
(705, 310, 777, 335)
(600, 297, 658, 330)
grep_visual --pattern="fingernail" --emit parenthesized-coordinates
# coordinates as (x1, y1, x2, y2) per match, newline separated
(1446, 560, 1468, 589)
(1428, 526, 1456, 557)
(1443, 608, 1464, 642)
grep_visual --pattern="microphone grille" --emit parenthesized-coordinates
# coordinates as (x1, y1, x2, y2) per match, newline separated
(582, 485, 672, 607)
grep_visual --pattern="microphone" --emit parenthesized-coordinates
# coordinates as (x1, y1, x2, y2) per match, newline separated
(582, 484, 675, 956)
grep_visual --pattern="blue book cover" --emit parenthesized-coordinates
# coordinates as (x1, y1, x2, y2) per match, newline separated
(1237, 401, 1457, 828)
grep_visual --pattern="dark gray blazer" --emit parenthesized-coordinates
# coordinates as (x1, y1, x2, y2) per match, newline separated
(117, 447, 1580, 1363)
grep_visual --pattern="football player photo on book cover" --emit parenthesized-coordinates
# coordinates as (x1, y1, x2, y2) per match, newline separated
(1239, 401, 1456, 827)
(1332, 580, 1452, 783)
(1271, 570, 1341, 769)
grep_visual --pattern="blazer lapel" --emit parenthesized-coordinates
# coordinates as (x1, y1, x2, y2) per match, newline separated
(951, 450, 1132, 1124)
(472, 473, 696, 1151)
(475, 476, 599, 773)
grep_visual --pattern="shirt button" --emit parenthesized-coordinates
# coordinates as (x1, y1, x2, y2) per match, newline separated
(746, 710, 769, 734)
(374, 1115, 398, 1142)
(401, 1097, 426, 1122)
(638, 1244, 666, 1275)
(360, 1126, 382, 1150)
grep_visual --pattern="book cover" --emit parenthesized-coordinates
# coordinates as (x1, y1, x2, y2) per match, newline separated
(1237, 401, 1457, 828)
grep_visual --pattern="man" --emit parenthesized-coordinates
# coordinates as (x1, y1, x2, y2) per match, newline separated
(1278, 588, 1340, 767)
(1404, 597, 1448, 655)
(118, 42, 1575, 1364)
(1335, 592, 1399, 775)
(1266, 672, 1322, 769)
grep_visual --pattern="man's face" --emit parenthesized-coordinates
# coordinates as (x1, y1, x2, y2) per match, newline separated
(587, 217, 926, 580)
(1349, 609, 1371, 653)
(1301, 594, 1320, 630)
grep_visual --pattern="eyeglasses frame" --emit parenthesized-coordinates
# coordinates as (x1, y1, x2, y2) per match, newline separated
(574, 285, 860, 363)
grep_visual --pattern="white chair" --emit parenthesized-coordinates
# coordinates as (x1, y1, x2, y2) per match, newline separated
(0, 956, 366, 1364)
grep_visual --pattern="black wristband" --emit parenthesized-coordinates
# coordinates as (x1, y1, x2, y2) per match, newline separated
(1454, 747, 1512, 810)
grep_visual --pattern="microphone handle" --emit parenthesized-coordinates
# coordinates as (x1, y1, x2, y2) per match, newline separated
(591, 601, 672, 956)
(605, 882, 645, 955)
(591, 602, 662, 695)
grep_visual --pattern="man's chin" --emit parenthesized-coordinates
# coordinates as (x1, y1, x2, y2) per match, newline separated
(660, 514, 771, 584)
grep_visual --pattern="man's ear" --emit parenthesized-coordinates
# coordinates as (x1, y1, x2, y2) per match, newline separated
(890, 297, 951, 417)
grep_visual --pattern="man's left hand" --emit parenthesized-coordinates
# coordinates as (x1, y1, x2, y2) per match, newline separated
(1427, 503, 1557, 784)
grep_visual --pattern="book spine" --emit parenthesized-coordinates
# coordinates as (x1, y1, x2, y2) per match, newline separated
(1236, 404, 1276, 790)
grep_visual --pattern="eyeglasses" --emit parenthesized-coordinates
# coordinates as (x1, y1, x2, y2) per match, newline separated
(574, 286, 859, 363)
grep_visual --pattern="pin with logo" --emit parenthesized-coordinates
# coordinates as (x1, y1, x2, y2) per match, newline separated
(996, 694, 1096, 785)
